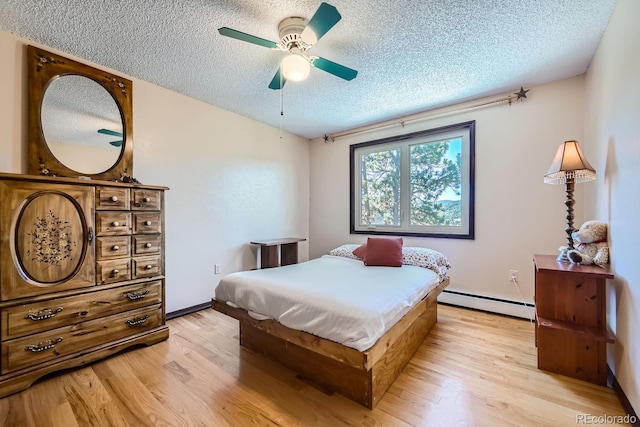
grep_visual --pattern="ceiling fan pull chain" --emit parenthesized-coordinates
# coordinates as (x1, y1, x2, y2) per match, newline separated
(279, 73, 284, 139)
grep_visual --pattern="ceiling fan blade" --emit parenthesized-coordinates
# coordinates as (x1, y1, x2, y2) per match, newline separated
(301, 2, 341, 45)
(311, 57, 357, 81)
(218, 27, 278, 49)
(98, 129, 123, 146)
(97, 128, 123, 137)
(268, 68, 287, 90)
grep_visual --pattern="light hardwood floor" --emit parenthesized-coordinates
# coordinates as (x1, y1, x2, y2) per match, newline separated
(0, 304, 630, 426)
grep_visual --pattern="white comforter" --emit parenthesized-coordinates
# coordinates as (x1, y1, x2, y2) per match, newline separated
(214, 255, 441, 351)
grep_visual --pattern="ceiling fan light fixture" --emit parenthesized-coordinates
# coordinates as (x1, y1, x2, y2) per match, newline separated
(282, 53, 310, 82)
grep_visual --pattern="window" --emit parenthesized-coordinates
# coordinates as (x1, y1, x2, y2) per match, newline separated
(350, 121, 474, 239)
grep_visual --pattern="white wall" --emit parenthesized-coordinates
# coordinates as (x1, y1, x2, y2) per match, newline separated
(0, 30, 310, 313)
(310, 76, 588, 315)
(583, 0, 639, 414)
(0, 33, 26, 173)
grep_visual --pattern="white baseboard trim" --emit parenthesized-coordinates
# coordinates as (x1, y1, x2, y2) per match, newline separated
(438, 289, 535, 320)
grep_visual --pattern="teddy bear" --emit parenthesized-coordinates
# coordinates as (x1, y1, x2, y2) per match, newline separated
(565, 220, 609, 266)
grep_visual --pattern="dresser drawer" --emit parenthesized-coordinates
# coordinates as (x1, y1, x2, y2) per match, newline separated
(96, 212, 132, 236)
(133, 212, 161, 234)
(132, 255, 162, 279)
(97, 259, 131, 284)
(96, 236, 131, 260)
(133, 235, 161, 255)
(132, 189, 161, 211)
(96, 187, 130, 210)
(1, 304, 162, 374)
(1, 281, 163, 340)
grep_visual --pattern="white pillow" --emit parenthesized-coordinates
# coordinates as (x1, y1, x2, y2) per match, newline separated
(401, 247, 451, 279)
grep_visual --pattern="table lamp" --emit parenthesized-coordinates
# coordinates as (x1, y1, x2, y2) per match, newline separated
(544, 140, 596, 262)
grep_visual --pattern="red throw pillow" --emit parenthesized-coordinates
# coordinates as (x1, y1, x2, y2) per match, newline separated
(362, 237, 403, 267)
(352, 243, 367, 259)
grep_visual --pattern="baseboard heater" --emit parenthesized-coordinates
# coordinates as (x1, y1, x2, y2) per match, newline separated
(439, 289, 535, 320)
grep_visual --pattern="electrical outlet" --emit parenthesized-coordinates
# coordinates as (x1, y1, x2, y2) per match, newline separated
(214, 264, 221, 275)
(509, 270, 518, 282)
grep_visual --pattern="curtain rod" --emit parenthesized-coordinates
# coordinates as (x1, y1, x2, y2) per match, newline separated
(325, 87, 529, 142)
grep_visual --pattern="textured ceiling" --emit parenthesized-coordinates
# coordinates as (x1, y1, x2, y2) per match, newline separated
(0, 0, 617, 139)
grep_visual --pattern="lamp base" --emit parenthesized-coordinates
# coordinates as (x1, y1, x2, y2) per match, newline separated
(557, 247, 570, 263)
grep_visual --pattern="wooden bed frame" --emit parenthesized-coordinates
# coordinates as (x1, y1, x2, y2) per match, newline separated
(211, 278, 449, 409)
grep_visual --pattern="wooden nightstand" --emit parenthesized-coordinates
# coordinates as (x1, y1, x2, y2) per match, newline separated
(250, 238, 306, 269)
(533, 254, 614, 385)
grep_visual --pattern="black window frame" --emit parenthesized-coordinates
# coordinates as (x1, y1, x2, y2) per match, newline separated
(349, 120, 475, 239)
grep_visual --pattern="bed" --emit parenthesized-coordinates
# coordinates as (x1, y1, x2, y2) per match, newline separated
(211, 243, 450, 409)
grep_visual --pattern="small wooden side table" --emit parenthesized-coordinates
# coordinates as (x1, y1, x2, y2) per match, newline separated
(533, 254, 614, 385)
(250, 238, 306, 269)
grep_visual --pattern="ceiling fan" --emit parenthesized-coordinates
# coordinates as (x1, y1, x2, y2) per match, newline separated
(218, 2, 358, 90)
(97, 128, 123, 147)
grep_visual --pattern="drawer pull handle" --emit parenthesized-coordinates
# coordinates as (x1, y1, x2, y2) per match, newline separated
(144, 220, 152, 226)
(25, 307, 63, 321)
(144, 197, 151, 203)
(126, 315, 150, 326)
(111, 269, 120, 276)
(145, 243, 152, 248)
(145, 264, 153, 270)
(111, 221, 120, 227)
(25, 337, 63, 353)
(125, 289, 149, 300)
(110, 195, 119, 202)
(112, 245, 120, 251)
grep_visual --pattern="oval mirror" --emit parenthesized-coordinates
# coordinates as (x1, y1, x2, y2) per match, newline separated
(41, 75, 123, 174)
(28, 45, 133, 181)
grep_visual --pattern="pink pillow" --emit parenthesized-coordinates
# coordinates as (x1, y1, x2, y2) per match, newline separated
(360, 237, 403, 267)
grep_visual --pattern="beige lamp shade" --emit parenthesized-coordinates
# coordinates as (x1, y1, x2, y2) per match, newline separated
(544, 140, 596, 184)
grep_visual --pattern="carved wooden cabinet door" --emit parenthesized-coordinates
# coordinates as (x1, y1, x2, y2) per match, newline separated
(0, 181, 95, 300)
